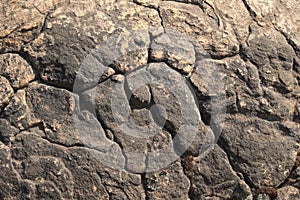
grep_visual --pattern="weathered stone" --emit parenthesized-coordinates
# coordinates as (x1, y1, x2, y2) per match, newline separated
(112, 0, 162, 30)
(191, 59, 227, 98)
(126, 69, 153, 108)
(217, 114, 299, 187)
(192, 56, 297, 123)
(1, 89, 39, 130)
(22, 0, 162, 90)
(0, 54, 35, 89)
(145, 161, 190, 199)
(91, 78, 149, 172)
(95, 159, 145, 200)
(73, 53, 115, 93)
(66, 167, 108, 200)
(91, 29, 150, 74)
(242, 24, 297, 93)
(0, 144, 22, 200)
(25, 83, 81, 146)
(130, 85, 152, 109)
(149, 33, 196, 73)
(0, 119, 18, 144)
(0, 76, 14, 110)
(10, 131, 144, 199)
(11, 132, 66, 161)
(133, 0, 161, 8)
(21, 156, 73, 199)
(256, 187, 278, 200)
(159, 1, 240, 58)
(277, 186, 300, 200)
(0, 0, 56, 52)
(258, 87, 294, 121)
(23, 0, 115, 89)
(111, 74, 125, 82)
(243, 0, 300, 57)
(206, 0, 252, 45)
(90, 63, 207, 172)
(1, 0, 300, 199)
(294, 101, 300, 123)
(188, 145, 252, 199)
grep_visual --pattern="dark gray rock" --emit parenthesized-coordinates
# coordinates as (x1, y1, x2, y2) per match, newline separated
(129, 85, 152, 109)
(22, 1, 114, 90)
(0, 119, 18, 144)
(187, 145, 252, 199)
(242, 24, 298, 94)
(0, 144, 22, 200)
(217, 114, 299, 187)
(144, 161, 190, 199)
(90, 62, 208, 172)
(25, 83, 81, 146)
(1, 0, 300, 199)
(21, 156, 74, 199)
(10, 131, 144, 199)
(1, 89, 35, 130)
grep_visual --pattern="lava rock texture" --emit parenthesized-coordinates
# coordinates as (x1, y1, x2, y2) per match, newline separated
(0, 0, 299, 199)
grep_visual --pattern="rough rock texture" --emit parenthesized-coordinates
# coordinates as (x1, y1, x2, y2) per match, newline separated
(0, 53, 35, 89)
(0, 0, 299, 199)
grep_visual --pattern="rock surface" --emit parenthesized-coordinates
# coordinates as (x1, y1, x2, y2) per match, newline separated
(0, 0, 299, 199)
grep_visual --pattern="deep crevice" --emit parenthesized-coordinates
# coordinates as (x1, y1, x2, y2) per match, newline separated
(180, 155, 195, 200)
(132, 0, 165, 33)
(241, 0, 257, 19)
(141, 173, 150, 200)
(164, 0, 204, 7)
(273, 26, 300, 58)
(94, 111, 129, 171)
(157, 7, 165, 32)
(276, 151, 300, 188)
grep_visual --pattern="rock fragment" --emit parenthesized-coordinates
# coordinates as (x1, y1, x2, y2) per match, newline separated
(0, 119, 18, 145)
(145, 161, 190, 199)
(1, 89, 38, 130)
(159, 1, 240, 58)
(243, 0, 300, 56)
(149, 33, 196, 73)
(277, 186, 300, 200)
(0, 54, 35, 89)
(217, 114, 299, 187)
(0, 0, 48, 52)
(188, 145, 252, 199)
(0, 76, 14, 110)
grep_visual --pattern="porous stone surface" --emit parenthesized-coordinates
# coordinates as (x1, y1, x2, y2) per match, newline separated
(0, 0, 299, 199)
(0, 54, 35, 89)
(277, 186, 300, 200)
(0, 76, 14, 110)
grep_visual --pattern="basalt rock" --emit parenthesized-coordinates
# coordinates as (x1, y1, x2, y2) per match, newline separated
(0, 0, 299, 199)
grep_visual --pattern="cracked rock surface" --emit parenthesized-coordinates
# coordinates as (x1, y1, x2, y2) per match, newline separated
(0, 0, 299, 199)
